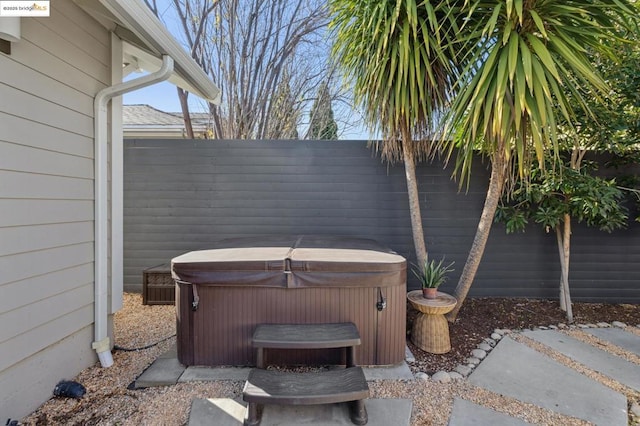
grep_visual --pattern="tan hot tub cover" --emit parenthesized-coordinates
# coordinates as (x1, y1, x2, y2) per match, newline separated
(171, 235, 406, 288)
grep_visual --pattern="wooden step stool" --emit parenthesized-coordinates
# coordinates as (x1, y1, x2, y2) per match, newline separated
(243, 323, 369, 426)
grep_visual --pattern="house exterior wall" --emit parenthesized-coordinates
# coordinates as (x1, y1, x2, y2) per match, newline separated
(0, 2, 112, 419)
(123, 139, 640, 303)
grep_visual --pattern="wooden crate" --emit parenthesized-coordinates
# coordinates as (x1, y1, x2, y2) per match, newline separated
(143, 263, 175, 305)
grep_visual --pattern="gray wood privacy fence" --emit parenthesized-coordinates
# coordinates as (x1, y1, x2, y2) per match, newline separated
(124, 139, 640, 302)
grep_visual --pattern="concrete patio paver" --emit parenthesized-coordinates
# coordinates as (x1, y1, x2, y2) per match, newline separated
(188, 398, 247, 426)
(139, 348, 415, 423)
(174, 363, 414, 383)
(523, 330, 640, 391)
(468, 336, 628, 425)
(138, 344, 415, 385)
(138, 330, 640, 424)
(188, 398, 412, 426)
(178, 366, 251, 382)
(585, 327, 640, 355)
(134, 357, 185, 388)
(363, 362, 414, 381)
(447, 398, 530, 426)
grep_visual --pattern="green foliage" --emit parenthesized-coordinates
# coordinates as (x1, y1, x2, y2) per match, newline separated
(496, 161, 629, 234)
(560, 12, 640, 221)
(329, 0, 461, 160)
(563, 23, 640, 152)
(607, 152, 640, 222)
(443, 0, 639, 187)
(412, 257, 455, 289)
(329, 0, 466, 266)
(267, 71, 300, 139)
(308, 82, 339, 140)
(329, 1, 638, 318)
(494, 204, 529, 234)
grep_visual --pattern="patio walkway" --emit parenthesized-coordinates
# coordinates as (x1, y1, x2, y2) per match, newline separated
(135, 352, 414, 425)
(454, 326, 638, 425)
(137, 326, 639, 425)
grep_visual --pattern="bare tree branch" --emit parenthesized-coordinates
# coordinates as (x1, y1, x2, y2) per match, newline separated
(147, 0, 343, 140)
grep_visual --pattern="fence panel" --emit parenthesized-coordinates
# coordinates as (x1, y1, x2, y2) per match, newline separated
(124, 139, 640, 302)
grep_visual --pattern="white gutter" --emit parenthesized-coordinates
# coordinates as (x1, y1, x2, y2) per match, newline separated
(93, 54, 174, 368)
(84, 0, 220, 103)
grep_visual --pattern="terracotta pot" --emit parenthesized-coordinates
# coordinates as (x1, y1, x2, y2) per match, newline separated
(422, 288, 437, 299)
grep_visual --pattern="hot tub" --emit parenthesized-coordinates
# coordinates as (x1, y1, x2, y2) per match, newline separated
(172, 236, 406, 366)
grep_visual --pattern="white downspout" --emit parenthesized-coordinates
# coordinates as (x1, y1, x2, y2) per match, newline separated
(93, 54, 175, 367)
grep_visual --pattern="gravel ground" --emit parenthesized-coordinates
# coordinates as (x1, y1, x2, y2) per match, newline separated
(21, 293, 640, 425)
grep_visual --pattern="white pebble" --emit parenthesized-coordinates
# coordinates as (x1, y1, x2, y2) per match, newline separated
(586, 324, 597, 328)
(558, 323, 568, 329)
(630, 401, 640, 417)
(612, 321, 627, 328)
(431, 371, 451, 383)
(466, 357, 481, 365)
(449, 372, 464, 380)
(477, 343, 492, 352)
(548, 325, 558, 330)
(578, 324, 589, 329)
(415, 372, 429, 381)
(490, 333, 502, 341)
(405, 346, 416, 363)
(471, 349, 487, 360)
(483, 338, 496, 347)
(596, 322, 611, 328)
(537, 326, 549, 330)
(493, 329, 506, 336)
(455, 365, 473, 377)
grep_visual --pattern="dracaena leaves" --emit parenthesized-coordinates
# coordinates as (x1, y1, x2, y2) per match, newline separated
(445, 0, 638, 186)
(329, 0, 459, 157)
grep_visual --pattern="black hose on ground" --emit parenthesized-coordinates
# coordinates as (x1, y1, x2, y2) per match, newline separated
(113, 334, 176, 352)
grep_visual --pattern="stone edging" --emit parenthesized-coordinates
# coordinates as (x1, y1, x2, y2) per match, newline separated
(414, 321, 639, 383)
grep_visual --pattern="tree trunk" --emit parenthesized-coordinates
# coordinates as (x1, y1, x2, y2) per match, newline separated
(557, 226, 567, 312)
(446, 151, 506, 322)
(401, 135, 427, 268)
(556, 215, 573, 322)
(178, 87, 195, 139)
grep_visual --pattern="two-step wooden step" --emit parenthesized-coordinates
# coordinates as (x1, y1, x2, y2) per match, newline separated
(243, 323, 369, 426)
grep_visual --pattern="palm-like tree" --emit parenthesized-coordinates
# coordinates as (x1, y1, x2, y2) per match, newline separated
(443, 0, 638, 320)
(329, 0, 462, 266)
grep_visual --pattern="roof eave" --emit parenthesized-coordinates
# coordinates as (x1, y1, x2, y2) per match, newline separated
(75, 0, 220, 104)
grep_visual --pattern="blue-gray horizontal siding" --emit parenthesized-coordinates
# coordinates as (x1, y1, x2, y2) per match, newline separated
(123, 139, 640, 302)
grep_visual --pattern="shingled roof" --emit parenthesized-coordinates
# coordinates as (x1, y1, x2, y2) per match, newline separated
(124, 104, 185, 125)
(123, 104, 212, 138)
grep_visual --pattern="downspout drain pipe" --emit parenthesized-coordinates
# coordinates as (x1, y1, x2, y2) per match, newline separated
(93, 54, 174, 367)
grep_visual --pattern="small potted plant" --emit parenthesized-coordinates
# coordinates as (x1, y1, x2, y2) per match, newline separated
(413, 256, 455, 299)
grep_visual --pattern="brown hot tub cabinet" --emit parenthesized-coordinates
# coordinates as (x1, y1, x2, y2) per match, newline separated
(172, 236, 407, 366)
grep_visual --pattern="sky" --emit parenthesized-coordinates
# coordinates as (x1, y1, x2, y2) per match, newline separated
(124, 80, 371, 140)
(122, 2, 199, 112)
(124, 81, 206, 113)
(122, 1, 371, 140)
